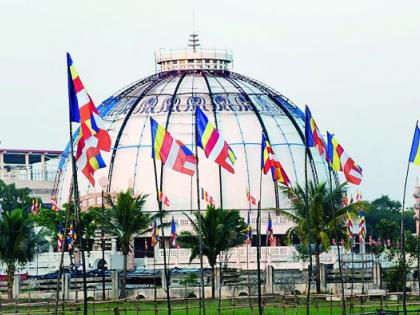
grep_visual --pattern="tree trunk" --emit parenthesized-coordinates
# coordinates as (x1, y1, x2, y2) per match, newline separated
(120, 254, 127, 299)
(211, 265, 215, 299)
(6, 263, 15, 300)
(315, 243, 321, 294)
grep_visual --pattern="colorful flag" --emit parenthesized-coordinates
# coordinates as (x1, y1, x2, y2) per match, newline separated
(246, 191, 257, 206)
(201, 188, 215, 206)
(246, 209, 252, 245)
(305, 106, 327, 157)
(266, 213, 274, 246)
(196, 107, 236, 174)
(31, 198, 40, 214)
(261, 132, 290, 186)
(51, 196, 60, 212)
(171, 216, 177, 247)
(151, 118, 197, 176)
(67, 223, 75, 251)
(326, 133, 362, 185)
(342, 193, 349, 207)
(67, 53, 111, 186)
(151, 220, 159, 247)
(356, 192, 366, 242)
(409, 121, 420, 165)
(57, 223, 64, 251)
(159, 191, 170, 207)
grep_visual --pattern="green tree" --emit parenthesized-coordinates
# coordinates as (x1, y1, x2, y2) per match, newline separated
(0, 180, 32, 212)
(177, 205, 247, 298)
(280, 181, 360, 293)
(0, 209, 41, 299)
(104, 190, 151, 298)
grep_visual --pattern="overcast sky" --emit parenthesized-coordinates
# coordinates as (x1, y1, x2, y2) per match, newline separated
(1, 0, 419, 201)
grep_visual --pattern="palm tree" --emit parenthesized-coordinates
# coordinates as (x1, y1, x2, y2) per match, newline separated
(177, 205, 247, 298)
(0, 208, 39, 299)
(280, 181, 360, 293)
(104, 190, 152, 298)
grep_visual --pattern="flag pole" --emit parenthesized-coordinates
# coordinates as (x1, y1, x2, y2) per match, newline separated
(69, 123, 88, 315)
(194, 109, 207, 315)
(256, 167, 264, 315)
(327, 170, 346, 315)
(304, 110, 313, 315)
(152, 156, 172, 315)
(401, 161, 411, 315)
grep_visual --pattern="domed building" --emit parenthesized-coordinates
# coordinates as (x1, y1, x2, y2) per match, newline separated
(55, 36, 331, 270)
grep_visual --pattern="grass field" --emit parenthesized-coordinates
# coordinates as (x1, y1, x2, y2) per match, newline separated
(2, 297, 420, 314)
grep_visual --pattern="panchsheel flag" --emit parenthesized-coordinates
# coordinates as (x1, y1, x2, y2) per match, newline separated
(57, 223, 64, 252)
(266, 213, 274, 246)
(246, 191, 257, 206)
(31, 198, 40, 214)
(171, 216, 177, 247)
(326, 133, 362, 185)
(151, 220, 159, 247)
(305, 106, 327, 157)
(67, 223, 76, 251)
(261, 132, 290, 186)
(201, 188, 215, 206)
(67, 53, 111, 186)
(246, 209, 252, 245)
(51, 196, 60, 212)
(409, 121, 420, 165)
(356, 192, 366, 242)
(159, 191, 170, 207)
(151, 118, 197, 176)
(196, 107, 236, 174)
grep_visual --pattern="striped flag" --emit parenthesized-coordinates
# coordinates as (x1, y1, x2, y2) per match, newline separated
(409, 121, 420, 165)
(151, 220, 159, 247)
(196, 107, 236, 174)
(326, 132, 362, 185)
(67, 53, 111, 186)
(201, 188, 215, 206)
(151, 118, 197, 176)
(266, 213, 274, 246)
(305, 106, 327, 157)
(261, 132, 290, 186)
(171, 216, 177, 247)
(31, 198, 40, 214)
(246, 191, 257, 206)
(51, 196, 60, 212)
(57, 223, 64, 252)
(356, 192, 366, 242)
(159, 191, 170, 207)
(246, 209, 252, 245)
(67, 223, 76, 251)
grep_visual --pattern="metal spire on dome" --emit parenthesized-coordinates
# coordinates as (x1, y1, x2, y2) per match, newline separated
(188, 33, 200, 53)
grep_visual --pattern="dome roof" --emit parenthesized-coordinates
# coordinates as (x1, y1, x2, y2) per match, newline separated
(56, 68, 330, 211)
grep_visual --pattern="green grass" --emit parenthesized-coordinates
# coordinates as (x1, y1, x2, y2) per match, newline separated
(2, 298, 420, 314)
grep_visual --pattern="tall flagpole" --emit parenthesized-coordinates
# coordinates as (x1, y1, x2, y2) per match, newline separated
(194, 108, 207, 315)
(327, 170, 346, 315)
(256, 168, 263, 315)
(68, 121, 88, 315)
(304, 112, 313, 315)
(152, 155, 172, 315)
(401, 161, 411, 315)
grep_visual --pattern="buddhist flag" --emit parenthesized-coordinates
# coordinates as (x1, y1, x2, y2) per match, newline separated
(67, 223, 76, 251)
(409, 121, 420, 166)
(171, 216, 177, 247)
(159, 191, 170, 207)
(356, 192, 366, 242)
(261, 132, 290, 186)
(246, 191, 257, 206)
(266, 213, 274, 246)
(151, 220, 159, 247)
(201, 188, 215, 206)
(305, 106, 327, 157)
(51, 196, 60, 212)
(246, 209, 252, 245)
(67, 53, 111, 186)
(151, 118, 197, 176)
(31, 198, 40, 214)
(196, 107, 236, 174)
(57, 223, 64, 252)
(326, 133, 362, 185)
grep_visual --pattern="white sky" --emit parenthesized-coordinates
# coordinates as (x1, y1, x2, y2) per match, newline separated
(1, 0, 420, 201)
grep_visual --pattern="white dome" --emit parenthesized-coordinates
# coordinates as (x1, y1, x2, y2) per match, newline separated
(56, 69, 330, 212)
